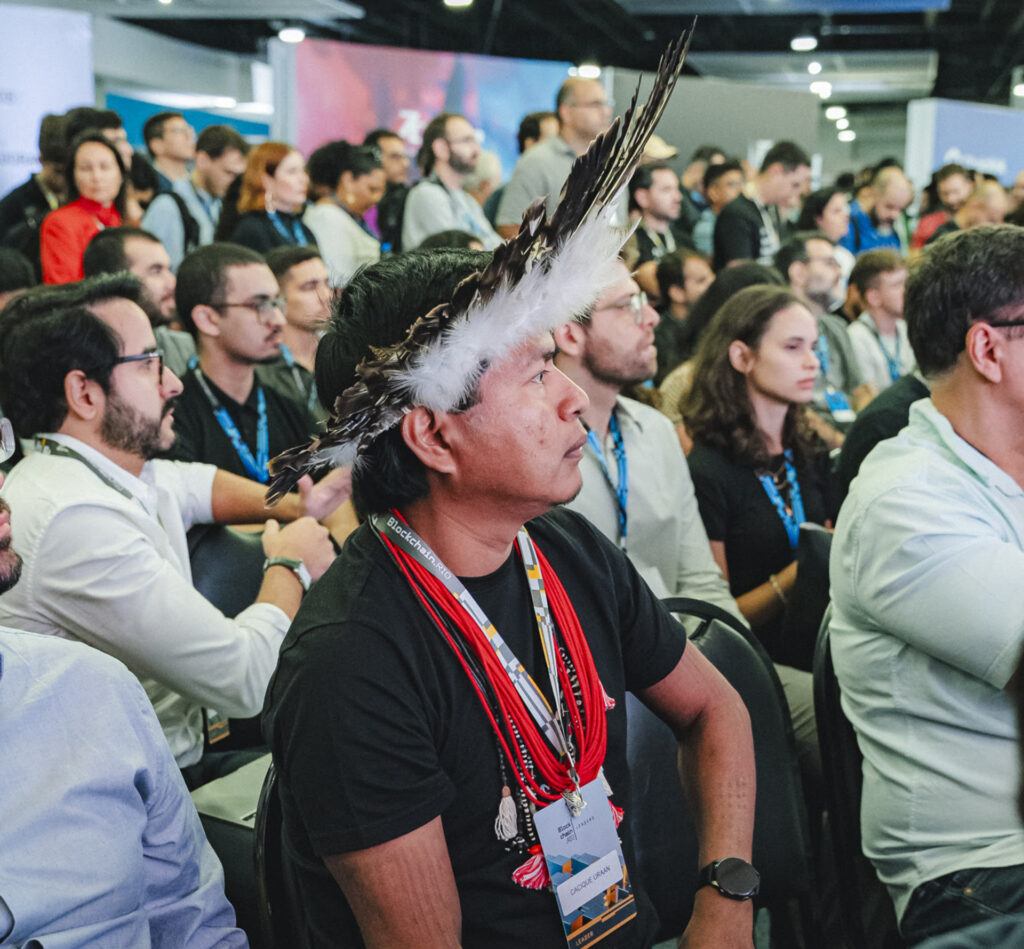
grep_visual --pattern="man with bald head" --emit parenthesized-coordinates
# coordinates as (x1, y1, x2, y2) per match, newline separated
(496, 77, 613, 238)
(840, 166, 913, 255)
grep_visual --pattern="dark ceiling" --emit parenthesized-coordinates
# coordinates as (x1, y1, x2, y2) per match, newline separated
(126, 0, 1023, 107)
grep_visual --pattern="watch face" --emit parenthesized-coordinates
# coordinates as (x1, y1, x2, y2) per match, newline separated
(716, 857, 760, 898)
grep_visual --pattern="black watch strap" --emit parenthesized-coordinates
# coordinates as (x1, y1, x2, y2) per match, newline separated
(696, 857, 760, 901)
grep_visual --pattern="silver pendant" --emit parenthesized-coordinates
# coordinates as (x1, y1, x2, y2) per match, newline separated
(563, 787, 587, 818)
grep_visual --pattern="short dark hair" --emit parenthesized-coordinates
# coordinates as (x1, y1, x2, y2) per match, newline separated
(690, 144, 725, 164)
(265, 245, 323, 285)
(934, 162, 969, 184)
(83, 226, 161, 277)
(517, 111, 556, 153)
(0, 249, 35, 297)
(174, 242, 266, 337)
(760, 141, 811, 174)
(143, 111, 185, 155)
(64, 107, 123, 142)
(796, 187, 843, 231)
(773, 231, 832, 282)
(416, 230, 483, 251)
(906, 225, 1024, 377)
(65, 132, 128, 218)
(0, 274, 143, 436)
(850, 249, 904, 297)
(656, 248, 709, 300)
(316, 248, 491, 514)
(417, 113, 459, 176)
(38, 113, 68, 164)
(129, 153, 160, 194)
(196, 124, 249, 160)
(363, 128, 401, 149)
(703, 159, 742, 193)
(628, 162, 672, 210)
(307, 140, 382, 194)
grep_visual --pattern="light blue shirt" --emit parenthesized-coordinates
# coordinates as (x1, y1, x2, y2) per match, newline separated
(830, 399, 1024, 921)
(0, 626, 247, 948)
(142, 177, 220, 270)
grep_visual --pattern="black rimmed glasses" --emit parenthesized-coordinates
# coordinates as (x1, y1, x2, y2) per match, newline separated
(112, 350, 165, 384)
(214, 297, 287, 324)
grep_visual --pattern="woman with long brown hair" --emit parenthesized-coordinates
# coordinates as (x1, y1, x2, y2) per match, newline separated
(228, 142, 315, 253)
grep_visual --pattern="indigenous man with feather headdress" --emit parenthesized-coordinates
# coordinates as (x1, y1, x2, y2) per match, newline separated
(262, 31, 757, 949)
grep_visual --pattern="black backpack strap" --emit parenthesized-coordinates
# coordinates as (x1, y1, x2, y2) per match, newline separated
(163, 191, 201, 253)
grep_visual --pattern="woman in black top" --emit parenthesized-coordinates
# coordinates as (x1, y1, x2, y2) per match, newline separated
(683, 284, 829, 663)
(229, 141, 316, 253)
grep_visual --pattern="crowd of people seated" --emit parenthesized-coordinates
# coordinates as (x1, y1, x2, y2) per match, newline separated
(1, 74, 1024, 949)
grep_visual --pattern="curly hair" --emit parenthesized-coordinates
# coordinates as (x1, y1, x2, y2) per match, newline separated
(682, 284, 816, 469)
(237, 141, 295, 213)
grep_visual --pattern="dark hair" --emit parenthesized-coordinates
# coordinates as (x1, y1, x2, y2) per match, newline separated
(417, 113, 459, 175)
(773, 231, 832, 282)
(760, 141, 811, 174)
(675, 262, 785, 363)
(796, 187, 843, 231)
(416, 229, 484, 251)
(517, 111, 556, 153)
(849, 249, 904, 297)
(934, 162, 969, 184)
(174, 242, 266, 337)
(129, 153, 160, 194)
(0, 249, 36, 297)
(683, 284, 812, 468)
(656, 248, 710, 300)
(83, 226, 161, 277)
(316, 248, 491, 514)
(196, 124, 249, 160)
(703, 159, 742, 193)
(265, 245, 323, 284)
(307, 140, 382, 196)
(690, 144, 725, 164)
(65, 132, 128, 218)
(64, 107, 123, 142)
(363, 128, 401, 149)
(38, 113, 68, 164)
(0, 274, 143, 436)
(215, 175, 244, 241)
(143, 111, 185, 154)
(906, 225, 1024, 377)
(628, 162, 672, 211)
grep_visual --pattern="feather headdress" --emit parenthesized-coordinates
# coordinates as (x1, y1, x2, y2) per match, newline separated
(266, 26, 694, 504)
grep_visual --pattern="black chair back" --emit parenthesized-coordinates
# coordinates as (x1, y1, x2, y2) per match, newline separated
(813, 606, 903, 947)
(626, 597, 817, 942)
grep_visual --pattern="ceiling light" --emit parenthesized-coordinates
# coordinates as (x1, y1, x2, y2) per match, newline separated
(836, 117, 849, 130)
(825, 106, 847, 120)
(810, 80, 832, 99)
(791, 35, 818, 52)
(158, 0, 173, 5)
(838, 129, 856, 142)
(1014, 83, 1024, 97)
(807, 61, 822, 75)
(278, 27, 305, 43)
(577, 64, 601, 79)
(444, 0, 474, 6)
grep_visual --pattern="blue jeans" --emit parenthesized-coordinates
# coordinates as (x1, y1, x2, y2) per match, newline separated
(900, 863, 1024, 946)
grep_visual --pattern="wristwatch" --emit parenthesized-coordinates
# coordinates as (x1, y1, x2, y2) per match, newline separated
(696, 858, 760, 901)
(263, 556, 311, 592)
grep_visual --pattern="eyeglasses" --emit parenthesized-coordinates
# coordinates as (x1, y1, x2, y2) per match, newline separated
(214, 297, 286, 323)
(113, 350, 165, 383)
(595, 291, 650, 324)
(0, 418, 14, 464)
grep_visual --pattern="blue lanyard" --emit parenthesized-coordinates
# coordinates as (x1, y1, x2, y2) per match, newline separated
(861, 314, 901, 382)
(814, 333, 830, 375)
(280, 343, 319, 413)
(191, 367, 269, 482)
(585, 413, 628, 548)
(757, 450, 805, 550)
(267, 210, 307, 246)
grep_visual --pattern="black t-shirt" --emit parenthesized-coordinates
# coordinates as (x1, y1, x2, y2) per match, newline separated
(262, 506, 687, 949)
(228, 210, 318, 254)
(686, 441, 828, 657)
(166, 368, 316, 479)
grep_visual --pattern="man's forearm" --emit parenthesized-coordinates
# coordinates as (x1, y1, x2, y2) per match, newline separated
(210, 469, 301, 524)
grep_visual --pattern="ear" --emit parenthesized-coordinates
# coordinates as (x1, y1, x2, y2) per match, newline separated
(634, 188, 650, 212)
(553, 320, 587, 360)
(432, 137, 450, 164)
(728, 339, 754, 374)
(789, 260, 807, 289)
(964, 322, 1004, 383)
(401, 406, 457, 475)
(667, 284, 687, 305)
(339, 170, 355, 192)
(190, 304, 222, 339)
(63, 369, 106, 423)
(194, 151, 211, 174)
(260, 170, 275, 194)
(862, 286, 880, 311)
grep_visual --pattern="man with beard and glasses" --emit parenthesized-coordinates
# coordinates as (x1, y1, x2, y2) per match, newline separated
(401, 112, 502, 252)
(0, 423, 249, 948)
(0, 273, 348, 788)
(83, 225, 197, 377)
(166, 242, 319, 481)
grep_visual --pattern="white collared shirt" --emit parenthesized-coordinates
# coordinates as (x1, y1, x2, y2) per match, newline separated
(830, 399, 1024, 920)
(0, 434, 289, 766)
